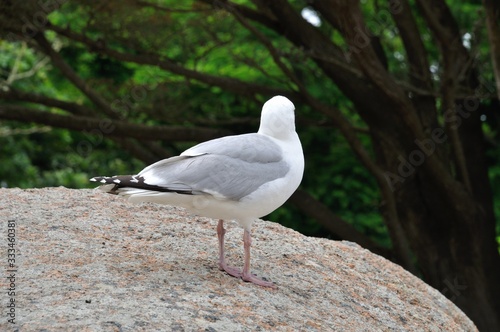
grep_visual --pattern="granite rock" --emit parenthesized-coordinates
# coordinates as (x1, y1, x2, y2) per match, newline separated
(0, 187, 477, 331)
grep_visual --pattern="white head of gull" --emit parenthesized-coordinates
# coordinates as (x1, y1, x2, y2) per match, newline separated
(90, 95, 304, 288)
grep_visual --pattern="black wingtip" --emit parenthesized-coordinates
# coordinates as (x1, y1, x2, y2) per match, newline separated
(89, 176, 118, 184)
(90, 175, 193, 195)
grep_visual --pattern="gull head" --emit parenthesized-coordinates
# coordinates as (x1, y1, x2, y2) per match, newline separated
(258, 96, 296, 139)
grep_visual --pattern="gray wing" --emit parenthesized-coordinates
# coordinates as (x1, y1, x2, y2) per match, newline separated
(181, 133, 283, 163)
(138, 134, 289, 200)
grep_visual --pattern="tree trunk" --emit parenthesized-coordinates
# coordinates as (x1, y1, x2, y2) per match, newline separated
(367, 99, 500, 330)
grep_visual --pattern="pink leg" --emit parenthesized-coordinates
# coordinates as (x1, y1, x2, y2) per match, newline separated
(241, 229, 276, 288)
(217, 219, 241, 278)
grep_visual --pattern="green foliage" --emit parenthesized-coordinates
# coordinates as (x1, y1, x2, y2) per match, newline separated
(0, 124, 144, 189)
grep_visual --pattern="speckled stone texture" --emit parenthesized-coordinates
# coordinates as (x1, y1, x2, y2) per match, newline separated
(0, 187, 477, 331)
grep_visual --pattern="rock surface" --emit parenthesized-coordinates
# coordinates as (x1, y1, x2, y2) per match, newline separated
(0, 187, 477, 331)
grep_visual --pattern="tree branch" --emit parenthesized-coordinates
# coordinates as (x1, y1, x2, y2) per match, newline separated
(0, 90, 175, 165)
(483, 0, 500, 101)
(33, 33, 122, 120)
(112, 137, 170, 165)
(0, 88, 94, 116)
(0, 105, 231, 142)
(416, 0, 474, 191)
(197, 0, 281, 31)
(46, 23, 292, 100)
(390, 0, 433, 89)
(245, 0, 374, 102)
(330, 1, 412, 109)
(224, 3, 301, 92)
(290, 189, 390, 257)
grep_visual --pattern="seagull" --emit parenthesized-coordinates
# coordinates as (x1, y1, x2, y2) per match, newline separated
(90, 96, 304, 288)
